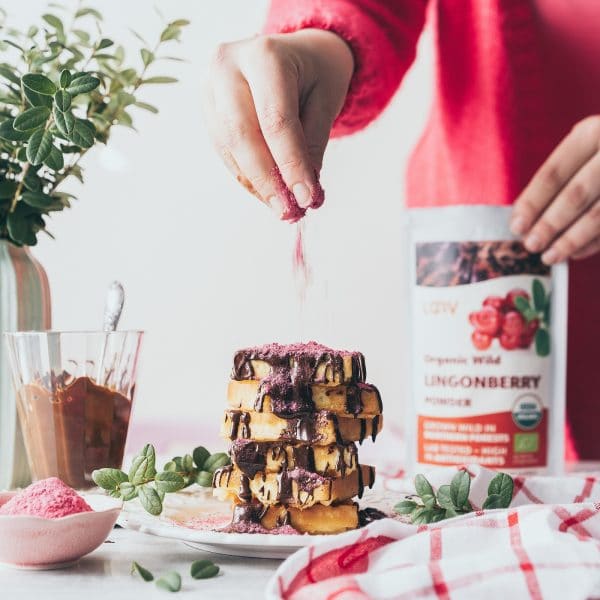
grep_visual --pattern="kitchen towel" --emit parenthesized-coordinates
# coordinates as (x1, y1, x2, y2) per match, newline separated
(267, 465, 600, 599)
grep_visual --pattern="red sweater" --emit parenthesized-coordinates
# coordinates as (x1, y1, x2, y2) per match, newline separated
(265, 0, 600, 460)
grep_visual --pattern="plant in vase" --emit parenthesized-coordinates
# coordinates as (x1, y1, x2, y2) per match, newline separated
(0, 3, 188, 488)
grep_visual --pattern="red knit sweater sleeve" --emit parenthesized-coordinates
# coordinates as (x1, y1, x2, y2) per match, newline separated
(264, 0, 428, 137)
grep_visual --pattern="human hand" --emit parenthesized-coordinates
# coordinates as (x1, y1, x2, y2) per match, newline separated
(511, 116, 600, 264)
(202, 29, 354, 221)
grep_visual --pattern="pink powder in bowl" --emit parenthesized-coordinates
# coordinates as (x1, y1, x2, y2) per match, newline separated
(0, 477, 93, 519)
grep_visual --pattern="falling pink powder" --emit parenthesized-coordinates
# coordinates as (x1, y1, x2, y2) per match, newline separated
(0, 477, 93, 519)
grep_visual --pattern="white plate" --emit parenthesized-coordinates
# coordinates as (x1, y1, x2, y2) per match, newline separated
(118, 487, 396, 559)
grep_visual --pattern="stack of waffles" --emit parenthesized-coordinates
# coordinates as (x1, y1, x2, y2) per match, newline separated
(212, 342, 383, 534)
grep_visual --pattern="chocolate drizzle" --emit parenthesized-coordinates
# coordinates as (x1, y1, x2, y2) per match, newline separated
(358, 507, 387, 527)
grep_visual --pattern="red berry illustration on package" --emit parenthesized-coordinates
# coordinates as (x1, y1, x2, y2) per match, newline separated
(468, 279, 550, 356)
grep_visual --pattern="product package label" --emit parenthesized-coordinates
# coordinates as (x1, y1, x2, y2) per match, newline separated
(413, 240, 552, 469)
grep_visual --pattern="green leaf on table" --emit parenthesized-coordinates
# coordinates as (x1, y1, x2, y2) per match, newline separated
(190, 559, 219, 579)
(203, 452, 230, 473)
(131, 561, 154, 582)
(92, 468, 129, 491)
(155, 571, 181, 592)
(163, 460, 176, 472)
(26, 129, 53, 165)
(535, 328, 550, 357)
(155, 471, 185, 494)
(543, 295, 551, 326)
(532, 279, 546, 312)
(14, 106, 50, 131)
(192, 446, 210, 470)
(22, 73, 56, 95)
(393, 499, 418, 515)
(138, 484, 162, 516)
(196, 471, 213, 488)
(54, 89, 71, 111)
(53, 106, 75, 136)
(141, 76, 178, 85)
(43, 144, 64, 170)
(170, 19, 191, 27)
(67, 118, 95, 147)
(66, 74, 100, 95)
(450, 470, 471, 509)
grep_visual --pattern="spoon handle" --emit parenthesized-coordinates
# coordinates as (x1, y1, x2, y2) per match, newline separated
(103, 281, 125, 332)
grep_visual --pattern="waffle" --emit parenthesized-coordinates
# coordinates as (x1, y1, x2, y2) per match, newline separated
(232, 342, 366, 385)
(231, 501, 360, 534)
(221, 409, 382, 445)
(229, 439, 358, 477)
(213, 464, 375, 508)
(227, 380, 382, 417)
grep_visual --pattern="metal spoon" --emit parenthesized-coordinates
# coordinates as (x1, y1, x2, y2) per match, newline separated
(97, 281, 125, 385)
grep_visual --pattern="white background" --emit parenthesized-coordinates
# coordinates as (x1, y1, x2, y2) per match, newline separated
(11, 1, 434, 453)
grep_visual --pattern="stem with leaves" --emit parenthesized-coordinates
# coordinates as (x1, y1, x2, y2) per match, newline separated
(92, 443, 230, 516)
(0, 4, 189, 246)
(394, 470, 514, 525)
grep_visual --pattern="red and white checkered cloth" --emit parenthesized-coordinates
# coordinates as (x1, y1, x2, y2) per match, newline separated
(266, 465, 600, 600)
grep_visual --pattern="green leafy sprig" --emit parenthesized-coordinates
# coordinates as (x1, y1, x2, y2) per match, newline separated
(92, 443, 230, 515)
(514, 279, 551, 357)
(0, 4, 189, 246)
(394, 470, 514, 525)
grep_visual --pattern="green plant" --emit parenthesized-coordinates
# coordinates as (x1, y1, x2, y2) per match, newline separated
(0, 3, 188, 246)
(394, 470, 514, 524)
(92, 443, 230, 515)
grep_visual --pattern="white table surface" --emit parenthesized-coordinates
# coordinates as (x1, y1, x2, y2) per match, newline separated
(2, 526, 281, 600)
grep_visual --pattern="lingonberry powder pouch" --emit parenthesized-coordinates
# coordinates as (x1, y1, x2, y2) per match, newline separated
(406, 206, 567, 475)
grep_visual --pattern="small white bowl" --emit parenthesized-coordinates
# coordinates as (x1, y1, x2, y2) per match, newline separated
(0, 492, 122, 569)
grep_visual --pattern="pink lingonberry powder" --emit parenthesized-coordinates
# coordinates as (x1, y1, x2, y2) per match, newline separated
(0, 477, 93, 519)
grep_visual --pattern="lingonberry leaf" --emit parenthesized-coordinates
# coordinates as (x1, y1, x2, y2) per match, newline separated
(92, 467, 128, 491)
(190, 560, 220, 579)
(137, 484, 162, 516)
(482, 494, 506, 510)
(155, 571, 181, 592)
(488, 473, 514, 507)
(192, 446, 210, 470)
(131, 561, 154, 582)
(436, 485, 454, 510)
(393, 500, 418, 515)
(196, 470, 213, 488)
(155, 471, 186, 494)
(414, 474, 435, 506)
(450, 470, 471, 509)
(203, 452, 231, 473)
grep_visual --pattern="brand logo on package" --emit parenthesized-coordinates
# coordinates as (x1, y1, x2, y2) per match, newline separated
(413, 240, 551, 470)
